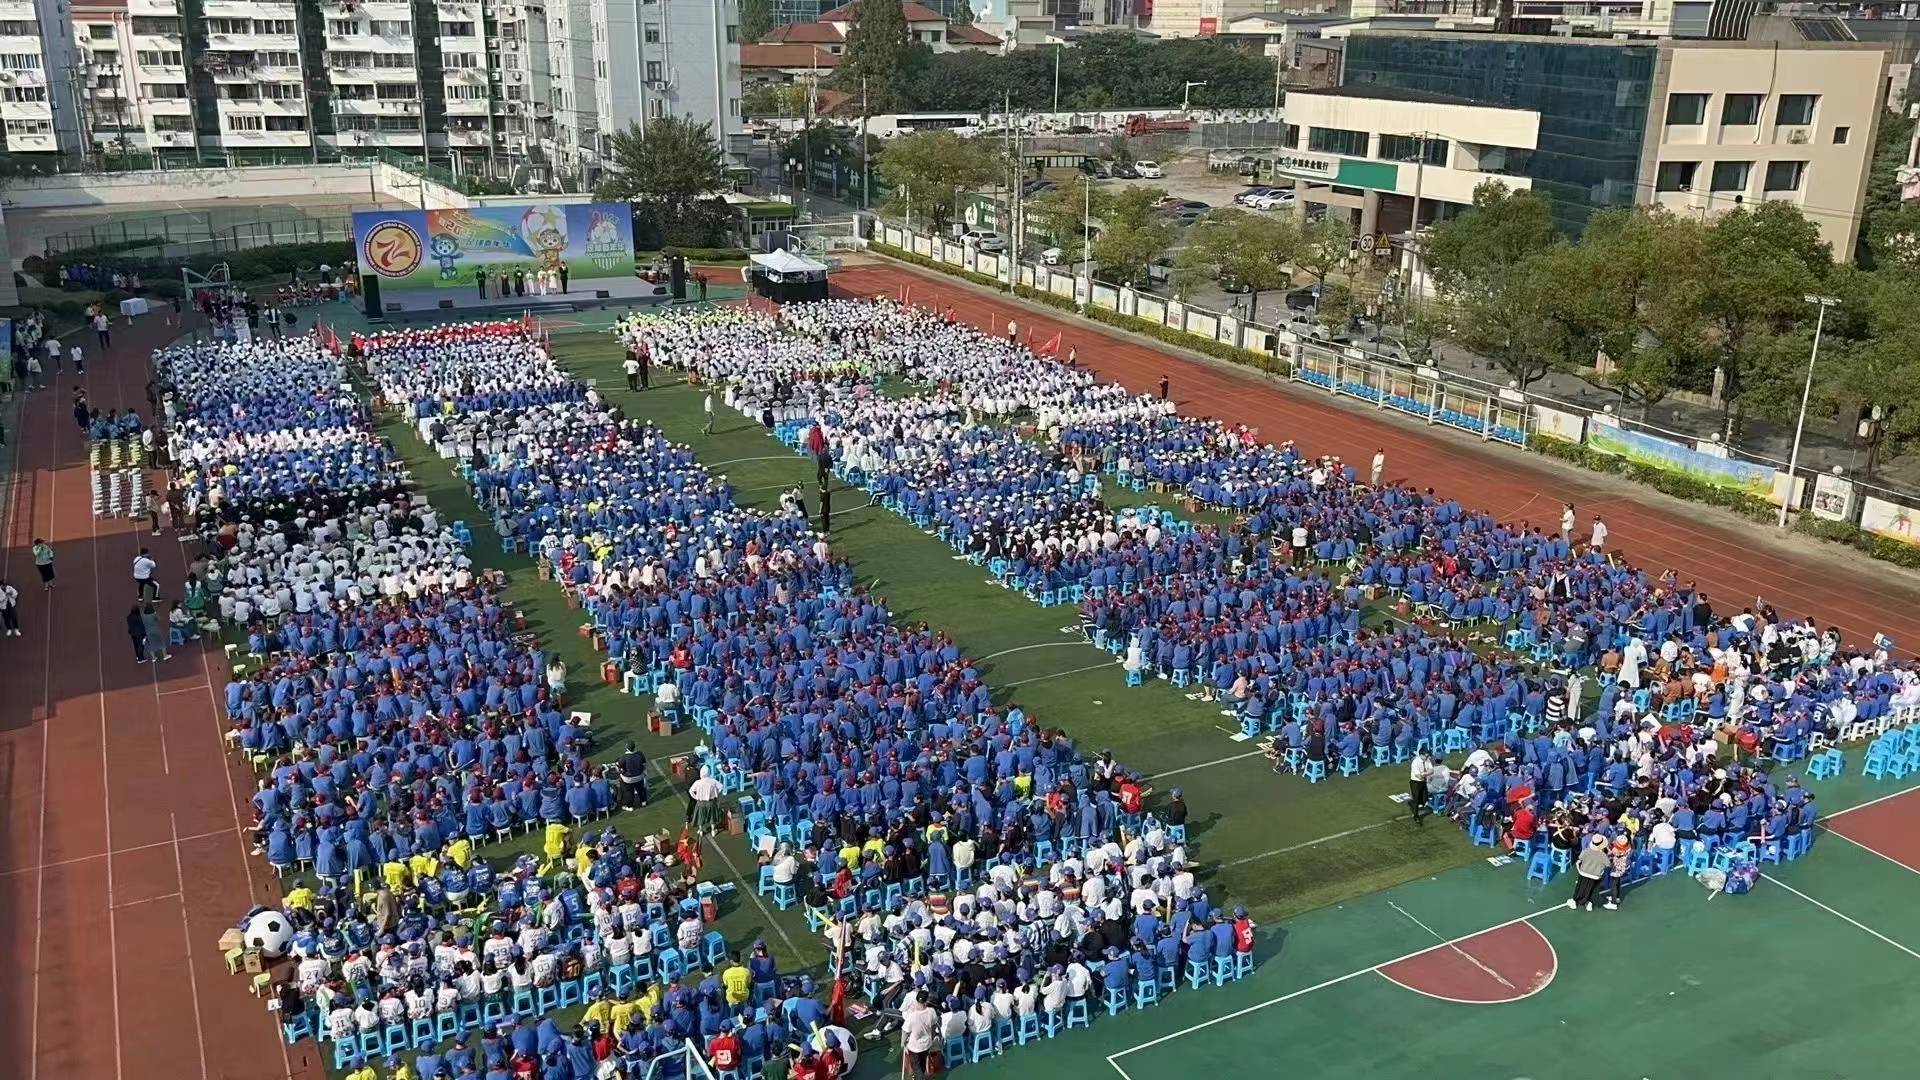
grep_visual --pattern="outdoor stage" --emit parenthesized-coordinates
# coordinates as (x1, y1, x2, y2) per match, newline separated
(371, 272, 675, 323)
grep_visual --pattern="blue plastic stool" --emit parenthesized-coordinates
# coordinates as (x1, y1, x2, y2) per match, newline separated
(1066, 997, 1091, 1029)
(1526, 847, 1555, 883)
(1302, 759, 1327, 783)
(511, 988, 536, 1016)
(1104, 985, 1128, 1016)
(1134, 977, 1160, 1008)
(1786, 830, 1813, 860)
(1234, 951, 1253, 979)
(1041, 1008, 1064, 1037)
(970, 1029, 997, 1062)
(1016, 1011, 1043, 1045)
(1339, 754, 1360, 777)
(1126, 668, 1144, 687)
(1212, 956, 1234, 986)
(944, 1035, 968, 1064)
(1185, 958, 1210, 990)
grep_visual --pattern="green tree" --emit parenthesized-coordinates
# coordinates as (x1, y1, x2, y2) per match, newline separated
(1027, 176, 1105, 262)
(834, 0, 915, 112)
(742, 84, 808, 119)
(1424, 182, 1558, 295)
(1442, 258, 1565, 389)
(595, 117, 724, 216)
(1552, 208, 1713, 414)
(739, 0, 775, 43)
(1694, 201, 1833, 436)
(1172, 208, 1298, 319)
(1855, 110, 1916, 268)
(1317, 282, 1357, 337)
(877, 130, 1003, 232)
(1092, 186, 1173, 286)
(1295, 214, 1355, 288)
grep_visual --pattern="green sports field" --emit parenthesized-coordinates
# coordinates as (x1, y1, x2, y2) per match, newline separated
(335, 303, 1920, 1078)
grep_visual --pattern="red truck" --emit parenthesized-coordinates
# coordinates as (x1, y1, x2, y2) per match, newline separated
(1124, 114, 1194, 137)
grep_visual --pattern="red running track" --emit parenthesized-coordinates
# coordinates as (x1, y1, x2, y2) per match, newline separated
(831, 263, 1920, 651)
(0, 313, 313, 1080)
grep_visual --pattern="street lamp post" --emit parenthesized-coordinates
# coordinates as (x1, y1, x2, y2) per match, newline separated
(1183, 81, 1207, 111)
(1779, 293, 1840, 529)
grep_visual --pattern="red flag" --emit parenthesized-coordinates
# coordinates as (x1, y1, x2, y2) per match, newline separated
(901, 285, 912, 308)
(1037, 331, 1062, 357)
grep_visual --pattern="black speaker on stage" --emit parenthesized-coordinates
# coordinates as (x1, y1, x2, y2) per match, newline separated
(669, 255, 687, 301)
(362, 275, 382, 319)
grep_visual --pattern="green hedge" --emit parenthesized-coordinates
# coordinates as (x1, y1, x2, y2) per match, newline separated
(36, 241, 354, 287)
(647, 247, 750, 264)
(868, 242, 1291, 378)
(1529, 433, 1920, 569)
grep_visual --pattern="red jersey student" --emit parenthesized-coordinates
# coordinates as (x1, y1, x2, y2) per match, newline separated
(706, 1029, 740, 1072)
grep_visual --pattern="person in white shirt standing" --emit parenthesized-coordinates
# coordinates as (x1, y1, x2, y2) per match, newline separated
(132, 547, 159, 601)
(1408, 748, 1434, 824)
(1561, 502, 1576, 541)
(702, 391, 715, 435)
(1590, 515, 1609, 552)
(0, 578, 20, 636)
(1370, 448, 1386, 486)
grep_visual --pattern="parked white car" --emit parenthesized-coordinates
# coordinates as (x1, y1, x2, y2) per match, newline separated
(1252, 192, 1296, 210)
(1135, 160, 1164, 178)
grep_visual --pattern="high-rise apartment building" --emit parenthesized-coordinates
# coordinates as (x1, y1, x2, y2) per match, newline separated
(0, 0, 743, 189)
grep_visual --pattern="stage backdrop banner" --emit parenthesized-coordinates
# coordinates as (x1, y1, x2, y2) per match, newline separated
(1586, 415, 1778, 499)
(352, 203, 635, 296)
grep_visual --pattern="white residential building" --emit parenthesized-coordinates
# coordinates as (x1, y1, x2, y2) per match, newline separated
(591, 0, 748, 183)
(1, 0, 739, 187)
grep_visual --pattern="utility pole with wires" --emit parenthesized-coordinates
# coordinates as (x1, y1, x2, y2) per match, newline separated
(1397, 130, 1433, 342)
(861, 76, 870, 211)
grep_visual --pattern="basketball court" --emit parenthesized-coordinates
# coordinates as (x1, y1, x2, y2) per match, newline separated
(961, 778, 1920, 1080)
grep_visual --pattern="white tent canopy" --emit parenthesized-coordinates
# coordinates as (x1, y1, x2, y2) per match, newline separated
(750, 248, 829, 277)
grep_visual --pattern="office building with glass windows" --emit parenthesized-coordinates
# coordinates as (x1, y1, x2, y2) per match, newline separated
(1338, 28, 1887, 259)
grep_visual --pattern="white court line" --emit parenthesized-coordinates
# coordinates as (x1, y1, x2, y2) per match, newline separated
(1823, 780, 1920, 820)
(91, 441, 125, 1080)
(1002, 661, 1116, 689)
(170, 813, 211, 1080)
(27, 408, 55, 1080)
(0, 825, 245, 878)
(1217, 819, 1395, 870)
(110, 891, 182, 910)
(158, 683, 212, 696)
(1816, 822, 1920, 877)
(1145, 749, 1267, 782)
(978, 640, 1083, 662)
(1765, 875, 1920, 962)
(705, 455, 805, 470)
(1387, 900, 1515, 990)
(1106, 902, 1567, 1076)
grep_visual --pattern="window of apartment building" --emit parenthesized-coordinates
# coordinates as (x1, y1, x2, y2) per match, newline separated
(152, 115, 191, 131)
(131, 16, 179, 34)
(1655, 160, 1697, 192)
(328, 19, 359, 35)
(253, 19, 294, 35)
(442, 21, 477, 37)
(372, 53, 413, 68)
(1775, 94, 1816, 126)
(727, 24, 737, 43)
(645, 60, 661, 81)
(261, 82, 301, 100)
(375, 115, 417, 131)
(369, 20, 411, 36)
(1379, 133, 1447, 167)
(644, 24, 659, 43)
(137, 50, 183, 66)
(1, 53, 44, 71)
(1, 85, 48, 102)
(206, 18, 250, 34)
(376, 82, 418, 99)
(142, 82, 187, 98)
(1834, 125, 1850, 145)
(649, 98, 663, 118)
(1721, 93, 1762, 126)
(1281, 124, 1299, 149)
(336, 115, 373, 130)
(1709, 160, 1751, 192)
(448, 84, 486, 99)
(266, 115, 306, 131)
(330, 52, 371, 68)
(6, 119, 54, 136)
(226, 113, 265, 131)
(729, 96, 739, 116)
(0, 20, 37, 35)
(261, 50, 298, 67)
(1764, 160, 1805, 193)
(88, 23, 115, 39)
(444, 52, 480, 69)
(223, 85, 258, 100)
(1665, 93, 1706, 125)
(1306, 126, 1367, 157)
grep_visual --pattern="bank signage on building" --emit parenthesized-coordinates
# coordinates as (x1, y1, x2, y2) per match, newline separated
(1274, 150, 1402, 192)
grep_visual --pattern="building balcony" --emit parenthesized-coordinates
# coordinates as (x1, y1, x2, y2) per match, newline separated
(0, 0, 38, 17)
(4, 131, 57, 152)
(0, 99, 52, 120)
(127, 0, 179, 14)
(206, 32, 300, 51)
(205, 0, 294, 17)
(446, 127, 489, 147)
(222, 128, 313, 148)
(145, 98, 193, 115)
(149, 129, 196, 148)
(0, 68, 47, 88)
(333, 97, 422, 116)
(444, 97, 491, 115)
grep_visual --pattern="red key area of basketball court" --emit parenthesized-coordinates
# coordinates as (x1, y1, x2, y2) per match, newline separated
(830, 263, 1920, 649)
(0, 314, 313, 1080)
